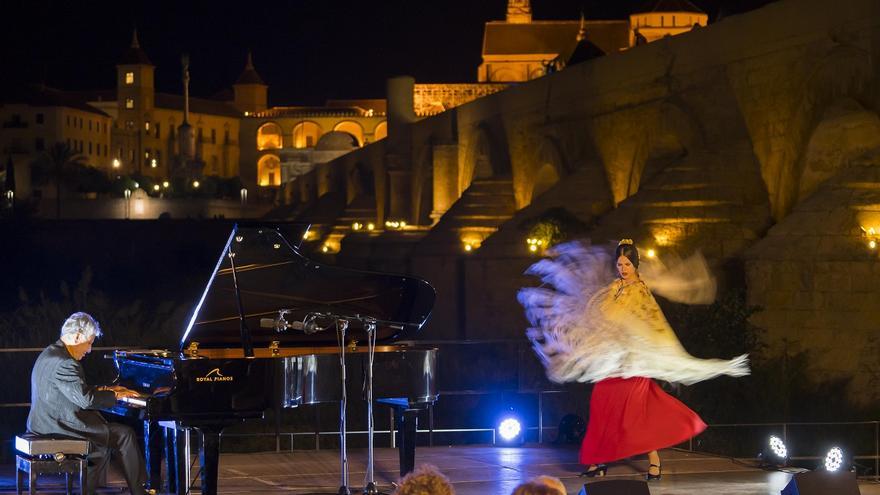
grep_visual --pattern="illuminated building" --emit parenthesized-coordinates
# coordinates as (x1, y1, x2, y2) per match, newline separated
(478, 0, 708, 82)
(0, 86, 113, 198)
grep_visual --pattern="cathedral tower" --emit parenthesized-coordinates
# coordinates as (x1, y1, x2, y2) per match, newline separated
(233, 52, 268, 115)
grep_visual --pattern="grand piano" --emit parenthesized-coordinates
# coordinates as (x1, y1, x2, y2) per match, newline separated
(102, 224, 437, 495)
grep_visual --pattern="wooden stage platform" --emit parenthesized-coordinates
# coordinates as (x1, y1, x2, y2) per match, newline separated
(2, 446, 878, 494)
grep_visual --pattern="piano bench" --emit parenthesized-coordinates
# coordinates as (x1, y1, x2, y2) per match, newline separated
(14, 434, 89, 495)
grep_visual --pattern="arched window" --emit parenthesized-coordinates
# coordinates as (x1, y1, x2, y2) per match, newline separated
(293, 121, 322, 148)
(256, 122, 283, 150)
(373, 121, 387, 141)
(333, 121, 364, 146)
(257, 154, 282, 186)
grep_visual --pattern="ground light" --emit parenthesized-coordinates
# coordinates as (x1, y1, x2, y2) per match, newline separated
(823, 446, 846, 472)
(758, 435, 789, 468)
(497, 417, 522, 444)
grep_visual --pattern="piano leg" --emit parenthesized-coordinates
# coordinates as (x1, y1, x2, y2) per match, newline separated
(143, 420, 164, 492)
(395, 408, 420, 477)
(163, 426, 178, 494)
(198, 427, 223, 495)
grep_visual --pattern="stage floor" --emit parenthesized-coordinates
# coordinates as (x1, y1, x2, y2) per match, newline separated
(2, 446, 878, 494)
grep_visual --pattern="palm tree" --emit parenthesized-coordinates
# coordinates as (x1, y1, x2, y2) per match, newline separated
(42, 142, 86, 219)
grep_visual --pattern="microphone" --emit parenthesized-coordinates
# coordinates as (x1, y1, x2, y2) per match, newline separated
(260, 310, 327, 334)
(260, 311, 305, 333)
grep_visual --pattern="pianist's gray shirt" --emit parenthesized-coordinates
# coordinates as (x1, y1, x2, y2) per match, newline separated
(27, 340, 117, 447)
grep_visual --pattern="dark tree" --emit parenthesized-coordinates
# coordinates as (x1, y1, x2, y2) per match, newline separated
(39, 142, 86, 219)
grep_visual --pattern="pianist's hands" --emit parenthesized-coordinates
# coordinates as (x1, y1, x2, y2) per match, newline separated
(101, 385, 141, 399)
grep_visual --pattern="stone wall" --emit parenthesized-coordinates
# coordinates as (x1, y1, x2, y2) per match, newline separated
(280, 0, 880, 401)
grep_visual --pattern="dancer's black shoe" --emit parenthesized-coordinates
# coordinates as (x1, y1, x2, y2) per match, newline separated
(580, 464, 607, 477)
(646, 463, 662, 481)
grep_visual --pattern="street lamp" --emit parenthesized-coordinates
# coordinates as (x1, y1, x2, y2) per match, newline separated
(124, 188, 131, 219)
(112, 158, 120, 169)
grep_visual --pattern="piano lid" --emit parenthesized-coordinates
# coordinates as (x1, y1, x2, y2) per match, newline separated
(180, 224, 435, 350)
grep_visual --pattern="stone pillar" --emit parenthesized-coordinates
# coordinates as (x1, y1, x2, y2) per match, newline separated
(384, 76, 417, 224)
(387, 169, 412, 221)
(386, 76, 416, 150)
(431, 144, 460, 221)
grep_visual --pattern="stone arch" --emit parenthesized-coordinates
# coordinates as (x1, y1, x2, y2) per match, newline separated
(653, 98, 702, 155)
(798, 98, 880, 201)
(256, 122, 283, 150)
(347, 161, 375, 205)
(620, 100, 700, 199)
(771, 41, 874, 218)
(293, 121, 322, 148)
(257, 154, 281, 186)
(469, 124, 511, 185)
(333, 121, 364, 146)
(373, 121, 388, 141)
(529, 137, 566, 203)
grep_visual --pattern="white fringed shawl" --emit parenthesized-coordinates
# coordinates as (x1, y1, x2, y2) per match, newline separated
(517, 242, 749, 385)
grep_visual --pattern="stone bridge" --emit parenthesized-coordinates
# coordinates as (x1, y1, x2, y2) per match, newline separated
(278, 0, 880, 403)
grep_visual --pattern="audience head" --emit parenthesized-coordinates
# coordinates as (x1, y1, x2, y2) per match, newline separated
(393, 464, 455, 495)
(511, 478, 565, 495)
(532, 475, 566, 494)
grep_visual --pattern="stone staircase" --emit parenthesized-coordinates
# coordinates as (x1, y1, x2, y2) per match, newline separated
(415, 178, 517, 255)
(591, 149, 771, 258)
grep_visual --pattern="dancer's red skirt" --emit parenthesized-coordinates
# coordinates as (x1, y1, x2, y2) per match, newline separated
(579, 377, 706, 465)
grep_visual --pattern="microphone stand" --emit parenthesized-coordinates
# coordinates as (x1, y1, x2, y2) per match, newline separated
(362, 320, 381, 495)
(336, 318, 351, 495)
(270, 310, 394, 494)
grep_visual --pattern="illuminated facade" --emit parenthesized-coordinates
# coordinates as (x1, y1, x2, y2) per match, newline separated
(107, 31, 242, 180)
(478, 0, 708, 83)
(0, 86, 114, 198)
(2, 0, 710, 198)
(0, 88, 113, 170)
(239, 102, 388, 189)
(629, 0, 709, 44)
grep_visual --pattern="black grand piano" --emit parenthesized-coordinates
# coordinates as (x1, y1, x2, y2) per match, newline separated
(102, 224, 437, 495)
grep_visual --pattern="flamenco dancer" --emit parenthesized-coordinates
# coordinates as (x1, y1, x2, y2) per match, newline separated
(518, 239, 749, 481)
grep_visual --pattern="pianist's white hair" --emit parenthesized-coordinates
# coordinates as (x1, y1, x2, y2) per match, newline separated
(60, 312, 103, 346)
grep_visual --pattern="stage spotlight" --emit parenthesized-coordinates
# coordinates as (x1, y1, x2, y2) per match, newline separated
(498, 418, 522, 443)
(823, 446, 848, 472)
(758, 435, 789, 467)
(769, 436, 787, 458)
(495, 407, 525, 446)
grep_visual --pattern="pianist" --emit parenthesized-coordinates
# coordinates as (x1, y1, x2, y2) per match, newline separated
(27, 312, 148, 495)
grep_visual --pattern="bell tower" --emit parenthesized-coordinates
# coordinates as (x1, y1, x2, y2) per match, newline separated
(506, 0, 532, 23)
(116, 29, 155, 173)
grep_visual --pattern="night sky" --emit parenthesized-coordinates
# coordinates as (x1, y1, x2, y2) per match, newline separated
(2, 0, 774, 106)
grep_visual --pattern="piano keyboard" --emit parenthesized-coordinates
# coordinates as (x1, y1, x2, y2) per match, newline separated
(119, 396, 148, 407)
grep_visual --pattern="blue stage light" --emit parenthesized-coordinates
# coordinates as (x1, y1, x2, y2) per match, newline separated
(498, 417, 522, 442)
